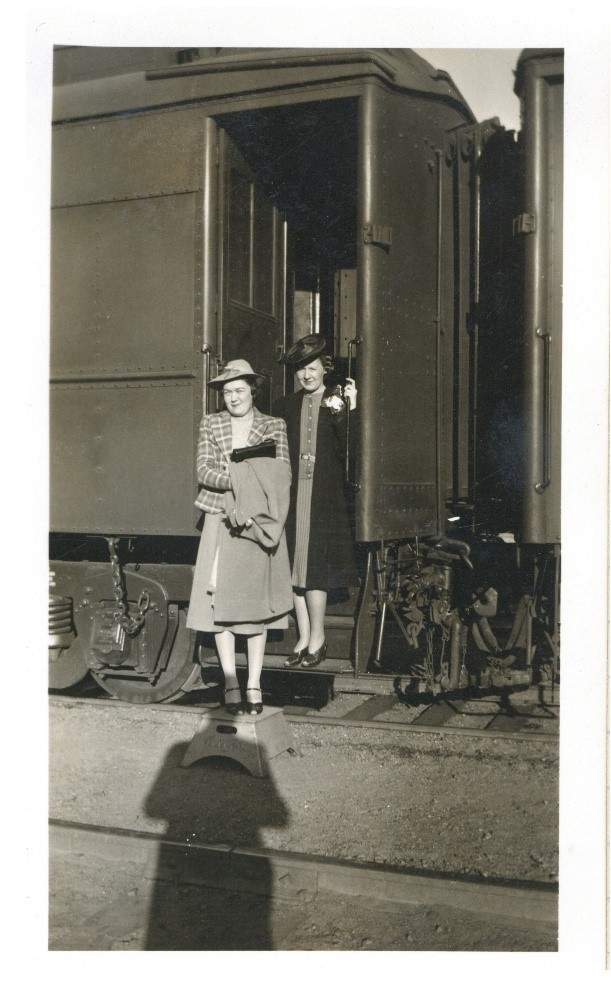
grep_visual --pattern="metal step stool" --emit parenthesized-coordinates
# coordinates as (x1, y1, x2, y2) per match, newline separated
(181, 706, 297, 778)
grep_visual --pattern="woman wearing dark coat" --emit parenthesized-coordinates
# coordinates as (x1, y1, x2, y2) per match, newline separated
(272, 334, 358, 668)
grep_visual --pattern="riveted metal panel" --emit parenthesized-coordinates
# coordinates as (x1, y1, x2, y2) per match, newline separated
(373, 482, 439, 538)
(50, 381, 198, 535)
(51, 193, 200, 379)
(334, 269, 357, 358)
(356, 83, 468, 541)
(517, 54, 563, 543)
(51, 107, 207, 207)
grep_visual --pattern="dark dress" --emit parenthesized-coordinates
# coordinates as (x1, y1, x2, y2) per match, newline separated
(272, 388, 358, 591)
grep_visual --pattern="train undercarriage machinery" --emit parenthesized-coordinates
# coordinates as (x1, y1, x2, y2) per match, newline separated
(362, 536, 559, 693)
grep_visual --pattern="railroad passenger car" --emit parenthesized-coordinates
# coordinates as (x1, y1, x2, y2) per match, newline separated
(49, 47, 563, 703)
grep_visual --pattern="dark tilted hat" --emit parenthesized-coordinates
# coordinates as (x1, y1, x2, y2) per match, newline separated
(280, 334, 327, 368)
(207, 358, 266, 389)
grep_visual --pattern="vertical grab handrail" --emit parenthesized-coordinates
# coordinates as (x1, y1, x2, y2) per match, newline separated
(534, 327, 552, 493)
(434, 147, 445, 531)
(265, 371, 273, 415)
(345, 336, 361, 488)
(202, 344, 213, 416)
(469, 131, 482, 506)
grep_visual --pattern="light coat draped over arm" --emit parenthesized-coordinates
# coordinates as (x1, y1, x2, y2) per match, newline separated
(213, 456, 293, 622)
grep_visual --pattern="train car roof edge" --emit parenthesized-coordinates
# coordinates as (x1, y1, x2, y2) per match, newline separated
(52, 47, 476, 124)
(514, 48, 564, 95)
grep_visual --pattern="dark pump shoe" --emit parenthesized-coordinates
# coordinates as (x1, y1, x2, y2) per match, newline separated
(224, 684, 244, 715)
(301, 642, 327, 668)
(245, 686, 263, 715)
(284, 648, 307, 668)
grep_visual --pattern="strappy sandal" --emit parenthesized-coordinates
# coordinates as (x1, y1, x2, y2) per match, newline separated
(245, 686, 263, 716)
(224, 684, 244, 715)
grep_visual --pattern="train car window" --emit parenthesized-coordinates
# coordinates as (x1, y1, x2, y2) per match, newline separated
(227, 165, 276, 318)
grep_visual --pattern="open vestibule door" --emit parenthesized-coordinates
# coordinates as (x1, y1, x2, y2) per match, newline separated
(216, 128, 288, 411)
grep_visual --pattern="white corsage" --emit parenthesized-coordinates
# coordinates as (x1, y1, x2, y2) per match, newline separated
(322, 388, 346, 414)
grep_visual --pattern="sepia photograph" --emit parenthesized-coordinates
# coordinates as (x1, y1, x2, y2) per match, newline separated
(19, 4, 609, 977)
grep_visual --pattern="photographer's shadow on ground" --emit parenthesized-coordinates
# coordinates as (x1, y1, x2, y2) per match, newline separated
(143, 739, 290, 950)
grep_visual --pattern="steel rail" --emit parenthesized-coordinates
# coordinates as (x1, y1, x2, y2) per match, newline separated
(49, 694, 559, 744)
(49, 817, 558, 927)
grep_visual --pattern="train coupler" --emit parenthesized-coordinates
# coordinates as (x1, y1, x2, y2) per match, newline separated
(89, 609, 128, 669)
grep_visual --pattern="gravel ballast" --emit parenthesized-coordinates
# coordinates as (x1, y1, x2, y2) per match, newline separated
(49, 698, 558, 883)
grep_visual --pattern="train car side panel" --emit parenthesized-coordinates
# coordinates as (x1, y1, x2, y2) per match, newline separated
(50, 108, 214, 536)
(50, 193, 199, 378)
(51, 108, 208, 206)
(50, 381, 198, 534)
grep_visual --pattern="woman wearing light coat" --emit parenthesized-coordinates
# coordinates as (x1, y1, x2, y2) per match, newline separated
(187, 359, 292, 714)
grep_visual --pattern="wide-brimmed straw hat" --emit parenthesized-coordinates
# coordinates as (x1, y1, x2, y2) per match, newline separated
(279, 334, 327, 368)
(207, 358, 266, 389)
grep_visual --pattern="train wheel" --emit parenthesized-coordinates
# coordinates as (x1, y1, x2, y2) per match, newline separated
(49, 633, 90, 690)
(90, 609, 200, 704)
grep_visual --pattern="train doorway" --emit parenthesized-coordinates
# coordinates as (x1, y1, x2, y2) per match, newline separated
(216, 131, 287, 411)
(215, 97, 359, 399)
(213, 97, 361, 664)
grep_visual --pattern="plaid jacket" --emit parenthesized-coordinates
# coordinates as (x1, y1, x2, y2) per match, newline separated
(195, 408, 290, 513)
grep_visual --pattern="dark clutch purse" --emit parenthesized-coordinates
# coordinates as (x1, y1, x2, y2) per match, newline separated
(230, 440, 277, 463)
